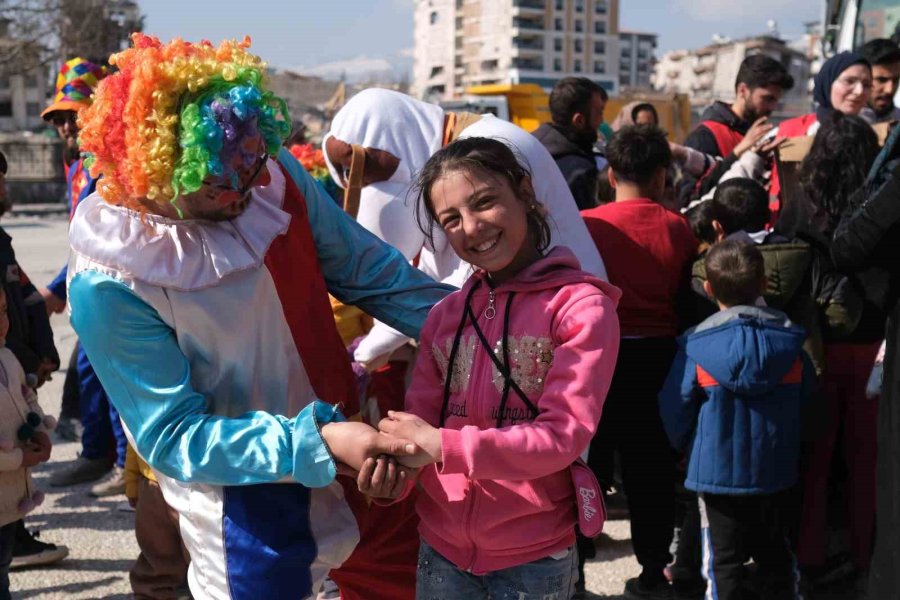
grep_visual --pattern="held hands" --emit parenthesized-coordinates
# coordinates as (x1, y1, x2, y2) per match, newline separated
(377, 411, 442, 469)
(320, 421, 418, 499)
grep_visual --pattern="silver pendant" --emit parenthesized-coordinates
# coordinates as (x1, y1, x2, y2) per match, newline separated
(484, 290, 496, 320)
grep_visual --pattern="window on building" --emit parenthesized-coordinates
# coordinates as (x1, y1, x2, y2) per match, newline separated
(574, 59, 582, 72)
(575, 0, 584, 12)
(575, 39, 583, 52)
(594, 61, 605, 74)
(0, 102, 11, 117)
(26, 102, 40, 117)
(575, 19, 583, 33)
(554, 38, 563, 52)
(555, 0, 564, 10)
(554, 17, 563, 31)
(430, 11, 438, 25)
(595, 0, 607, 13)
(594, 40, 606, 54)
(24, 74, 37, 88)
(0, 78, 9, 91)
(430, 66, 444, 78)
(554, 58, 563, 71)
(594, 20, 606, 34)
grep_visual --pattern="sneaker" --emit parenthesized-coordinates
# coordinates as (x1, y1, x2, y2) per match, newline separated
(49, 456, 112, 487)
(10, 525, 69, 569)
(89, 465, 126, 497)
(624, 576, 673, 600)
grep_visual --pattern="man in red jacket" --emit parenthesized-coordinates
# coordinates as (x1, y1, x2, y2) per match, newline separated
(679, 55, 794, 206)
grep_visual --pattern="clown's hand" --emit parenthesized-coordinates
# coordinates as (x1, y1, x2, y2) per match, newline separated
(354, 455, 416, 499)
(320, 421, 419, 473)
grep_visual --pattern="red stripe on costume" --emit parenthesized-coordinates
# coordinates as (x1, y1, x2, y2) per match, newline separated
(269, 166, 420, 600)
(264, 165, 357, 415)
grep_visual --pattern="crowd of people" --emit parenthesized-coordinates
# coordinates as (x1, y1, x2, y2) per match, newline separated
(0, 29, 899, 600)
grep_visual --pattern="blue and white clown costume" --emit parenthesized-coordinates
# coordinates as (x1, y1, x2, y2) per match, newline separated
(67, 149, 451, 599)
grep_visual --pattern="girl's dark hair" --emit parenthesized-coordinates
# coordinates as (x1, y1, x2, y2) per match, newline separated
(630, 103, 659, 125)
(799, 111, 879, 232)
(414, 136, 552, 254)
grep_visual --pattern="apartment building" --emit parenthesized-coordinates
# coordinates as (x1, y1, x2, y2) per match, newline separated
(653, 35, 812, 117)
(412, 0, 620, 101)
(619, 30, 657, 90)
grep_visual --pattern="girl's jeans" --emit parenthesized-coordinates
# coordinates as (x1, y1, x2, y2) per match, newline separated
(0, 521, 15, 600)
(416, 540, 576, 600)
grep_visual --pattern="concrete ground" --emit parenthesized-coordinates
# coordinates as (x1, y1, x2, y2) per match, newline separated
(7, 214, 852, 599)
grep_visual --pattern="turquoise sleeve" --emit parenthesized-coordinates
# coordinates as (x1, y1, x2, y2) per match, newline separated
(277, 148, 452, 339)
(68, 270, 344, 488)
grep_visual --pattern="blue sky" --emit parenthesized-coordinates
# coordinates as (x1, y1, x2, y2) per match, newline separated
(143, 0, 822, 76)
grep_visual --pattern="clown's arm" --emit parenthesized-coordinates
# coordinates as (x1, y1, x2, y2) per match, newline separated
(278, 148, 453, 339)
(68, 270, 347, 488)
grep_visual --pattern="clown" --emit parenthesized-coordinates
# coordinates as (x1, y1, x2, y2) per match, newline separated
(322, 89, 607, 367)
(67, 34, 450, 600)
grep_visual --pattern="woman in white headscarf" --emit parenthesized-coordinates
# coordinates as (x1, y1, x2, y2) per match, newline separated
(324, 89, 607, 365)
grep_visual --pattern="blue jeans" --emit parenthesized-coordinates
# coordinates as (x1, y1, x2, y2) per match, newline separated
(416, 540, 577, 600)
(77, 343, 127, 466)
(0, 521, 15, 600)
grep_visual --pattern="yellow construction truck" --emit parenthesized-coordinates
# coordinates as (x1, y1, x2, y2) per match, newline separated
(440, 83, 693, 142)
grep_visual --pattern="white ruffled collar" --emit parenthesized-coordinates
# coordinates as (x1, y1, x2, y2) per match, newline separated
(69, 159, 292, 291)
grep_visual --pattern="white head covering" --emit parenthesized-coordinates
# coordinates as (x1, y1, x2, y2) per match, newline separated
(322, 91, 608, 364)
(323, 88, 445, 188)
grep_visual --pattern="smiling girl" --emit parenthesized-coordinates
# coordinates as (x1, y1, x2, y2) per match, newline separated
(377, 137, 621, 598)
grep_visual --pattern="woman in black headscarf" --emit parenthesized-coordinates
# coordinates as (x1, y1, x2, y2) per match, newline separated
(770, 52, 872, 218)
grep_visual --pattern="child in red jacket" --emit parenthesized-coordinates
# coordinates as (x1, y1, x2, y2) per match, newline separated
(582, 125, 699, 599)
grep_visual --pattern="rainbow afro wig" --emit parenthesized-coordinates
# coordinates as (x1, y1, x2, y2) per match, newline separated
(78, 33, 291, 209)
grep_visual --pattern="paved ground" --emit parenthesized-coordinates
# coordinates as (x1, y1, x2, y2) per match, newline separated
(7, 214, 853, 600)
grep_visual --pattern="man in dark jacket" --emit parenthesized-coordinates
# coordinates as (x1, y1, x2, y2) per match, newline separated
(661, 240, 815, 600)
(680, 55, 794, 205)
(533, 77, 607, 210)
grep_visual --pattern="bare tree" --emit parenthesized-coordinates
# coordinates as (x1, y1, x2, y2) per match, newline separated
(0, 0, 143, 77)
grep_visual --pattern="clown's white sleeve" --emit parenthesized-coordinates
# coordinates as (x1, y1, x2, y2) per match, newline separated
(278, 148, 453, 339)
(354, 251, 469, 363)
(68, 270, 344, 488)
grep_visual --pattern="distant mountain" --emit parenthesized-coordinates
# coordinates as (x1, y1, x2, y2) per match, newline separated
(293, 53, 412, 84)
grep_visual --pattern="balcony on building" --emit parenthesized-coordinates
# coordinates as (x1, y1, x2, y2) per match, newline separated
(512, 0, 546, 13)
(512, 57, 545, 71)
(513, 35, 545, 53)
(480, 59, 500, 73)
(512, 16, 545, 32)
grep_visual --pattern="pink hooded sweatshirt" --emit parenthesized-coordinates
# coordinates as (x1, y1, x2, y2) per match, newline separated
(405, 247, 621, 574)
